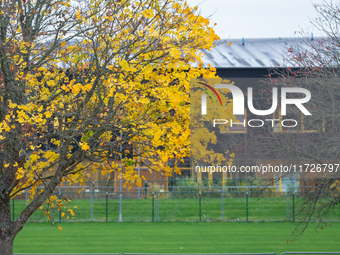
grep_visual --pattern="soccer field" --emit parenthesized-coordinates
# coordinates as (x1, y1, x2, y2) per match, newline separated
(14, 222, 340, 254)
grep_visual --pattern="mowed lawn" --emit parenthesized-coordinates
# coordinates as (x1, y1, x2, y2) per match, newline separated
(14, 222, 340, 254)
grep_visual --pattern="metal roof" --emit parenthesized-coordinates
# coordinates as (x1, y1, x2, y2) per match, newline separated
(200, 37, 306, 68)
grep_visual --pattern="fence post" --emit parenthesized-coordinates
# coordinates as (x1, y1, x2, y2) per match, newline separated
(145, 181, 148, 199)
(246, 192, 248, 223)
(286, 191, 290, 221)
(25, 189, 29, 207)
(119, 131, 123, 222)
(292, 192, 295, 222)
(138, 145, 141, 199)
(25, 189, 30, 221)
(221, 190, 225, 221)
(91, 182, 95, 221)
(59, 192, 62, 223)
(106, 192, 108, 222)
(12, 199, 14, 222)
(152, 192, 154, 222)
(199, 192, 201, 222)
(156, 189, 159, 221)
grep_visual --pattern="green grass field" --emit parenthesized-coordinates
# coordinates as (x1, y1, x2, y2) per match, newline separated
(11, 192, 340, 222)
(14, 222, 340, 254)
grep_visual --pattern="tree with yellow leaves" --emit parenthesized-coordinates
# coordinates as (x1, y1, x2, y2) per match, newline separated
(0, 0, 219, 253)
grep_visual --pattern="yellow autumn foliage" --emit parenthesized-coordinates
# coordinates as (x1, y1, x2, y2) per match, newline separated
(0, 0, 226, 231)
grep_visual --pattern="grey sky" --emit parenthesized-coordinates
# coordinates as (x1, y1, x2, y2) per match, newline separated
(186, 0, 328, 39)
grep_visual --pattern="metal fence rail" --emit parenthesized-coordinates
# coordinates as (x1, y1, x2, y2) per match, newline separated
(10, 188, 340, 223)
(14, 254, 120, 255)
(124, 253, 277, 255)
(53, 178, 320, 188)
(280, 253, 340, 255)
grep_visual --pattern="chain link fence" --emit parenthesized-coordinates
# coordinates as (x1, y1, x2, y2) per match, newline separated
(10, 184, 340, 222)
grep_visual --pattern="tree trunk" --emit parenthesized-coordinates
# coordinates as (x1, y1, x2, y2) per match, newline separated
(0, 236, 14, 255)
(0, 196, 15, 255)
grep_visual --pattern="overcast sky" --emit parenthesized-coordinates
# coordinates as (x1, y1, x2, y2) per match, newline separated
(186, 0, 328, 39)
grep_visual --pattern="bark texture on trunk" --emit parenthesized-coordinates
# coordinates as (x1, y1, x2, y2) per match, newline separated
(0, 236, 14, 255)
(0, 197, 15, 255)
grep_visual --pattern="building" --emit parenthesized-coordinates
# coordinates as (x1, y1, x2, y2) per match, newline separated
(188, 37, 328, 191)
